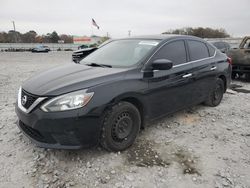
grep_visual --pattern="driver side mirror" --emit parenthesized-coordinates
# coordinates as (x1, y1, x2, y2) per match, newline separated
(152, 59, 173, 70)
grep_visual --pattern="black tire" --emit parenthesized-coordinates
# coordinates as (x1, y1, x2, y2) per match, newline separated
(100, 102, 141, 152)
(204, 78, 224, 107)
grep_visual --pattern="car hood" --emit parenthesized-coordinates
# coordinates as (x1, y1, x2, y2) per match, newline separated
(22, 63, 127, 96)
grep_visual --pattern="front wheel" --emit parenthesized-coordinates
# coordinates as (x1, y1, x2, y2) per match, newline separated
(100, 102, 141, 152)
(204, 78, 224, 107)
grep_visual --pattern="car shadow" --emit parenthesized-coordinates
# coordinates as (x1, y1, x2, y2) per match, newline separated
(230, 81, 250, 94)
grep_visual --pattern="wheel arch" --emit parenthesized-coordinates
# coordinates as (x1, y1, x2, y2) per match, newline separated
(107, 93, 146, 129)
(218, 74, 227, 92)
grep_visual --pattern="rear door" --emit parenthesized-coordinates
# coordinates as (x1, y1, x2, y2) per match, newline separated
(146, 40, 197, 119)
(186, 40, 217, 102)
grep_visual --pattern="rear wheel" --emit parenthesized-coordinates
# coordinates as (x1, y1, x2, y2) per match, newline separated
(100, 102, 141, 151)
(204, 78, 224, 107)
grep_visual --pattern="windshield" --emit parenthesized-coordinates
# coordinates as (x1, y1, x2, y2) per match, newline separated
(80, 39, 160, 67)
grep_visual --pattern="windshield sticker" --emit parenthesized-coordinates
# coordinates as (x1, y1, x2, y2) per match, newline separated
(139, 41, 159, 46)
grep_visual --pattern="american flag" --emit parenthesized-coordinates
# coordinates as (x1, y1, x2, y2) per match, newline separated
(92, 18, 99, 29)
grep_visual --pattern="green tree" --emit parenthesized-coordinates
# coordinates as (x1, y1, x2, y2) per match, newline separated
(50, 31, 60, 43)
(162, 27, 230, 38)
(59, 34, 73, 43)
(0, 32, 9, 43)
(7, 30, 22, 43)
(21, 30, 37, 43)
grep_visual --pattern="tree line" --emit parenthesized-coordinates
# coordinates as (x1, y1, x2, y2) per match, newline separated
(162, 27, 230, 38)
(0, 30, 73, 43)
(0, 27, 230, 43)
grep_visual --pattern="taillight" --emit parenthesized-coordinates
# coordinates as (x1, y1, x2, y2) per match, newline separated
(227, 57, 232, 65)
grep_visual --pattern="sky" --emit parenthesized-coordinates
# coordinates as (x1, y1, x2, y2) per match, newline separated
(0, 0, 249, 38)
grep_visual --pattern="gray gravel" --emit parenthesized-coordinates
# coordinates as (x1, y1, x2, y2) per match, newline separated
(0, 52, 250, 188)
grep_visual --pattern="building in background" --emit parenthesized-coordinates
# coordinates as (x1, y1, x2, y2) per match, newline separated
(73, 36, 102, 46)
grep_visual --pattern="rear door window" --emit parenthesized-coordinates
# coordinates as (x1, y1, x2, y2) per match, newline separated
(188, 40, 210, 61)
(152, 40, 187, 65)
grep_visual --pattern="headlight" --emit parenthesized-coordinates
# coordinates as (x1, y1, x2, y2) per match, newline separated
(41, 90, 94, 112)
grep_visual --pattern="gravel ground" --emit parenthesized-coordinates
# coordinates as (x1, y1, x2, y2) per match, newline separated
(0, 52, 250, 188)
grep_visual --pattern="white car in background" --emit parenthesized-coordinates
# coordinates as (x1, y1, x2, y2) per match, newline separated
(31, 45, 50, 53)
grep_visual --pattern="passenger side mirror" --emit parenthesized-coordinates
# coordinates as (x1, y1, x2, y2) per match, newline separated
(152, 59, 173, 70)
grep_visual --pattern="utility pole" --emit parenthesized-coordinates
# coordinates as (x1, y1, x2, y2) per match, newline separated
(128, 30, 131, 37)
(12, 21, 17, 43)
(12, 21, 16, 32)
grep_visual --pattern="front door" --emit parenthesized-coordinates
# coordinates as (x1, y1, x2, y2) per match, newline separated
(144, 40, 196, 119)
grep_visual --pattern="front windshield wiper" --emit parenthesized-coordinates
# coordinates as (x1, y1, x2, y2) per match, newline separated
(86, 63, 112, 68)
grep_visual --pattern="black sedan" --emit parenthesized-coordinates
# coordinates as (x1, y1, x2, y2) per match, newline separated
(72, 40, 112, 63)
(72, 47, 97, 63)
(16, 35, 231, 151)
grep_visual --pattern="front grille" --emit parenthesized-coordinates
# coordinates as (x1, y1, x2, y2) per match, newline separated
(21, 89, 38, 109)
(52, 133, 80, 146)
(19, 121, 45, 141)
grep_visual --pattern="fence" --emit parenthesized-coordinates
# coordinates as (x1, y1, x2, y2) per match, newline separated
(0, 43, 80, 51)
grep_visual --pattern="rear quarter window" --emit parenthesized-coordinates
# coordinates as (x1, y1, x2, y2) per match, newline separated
(207, 43, 216, 57)
(188, 40, 210, 61)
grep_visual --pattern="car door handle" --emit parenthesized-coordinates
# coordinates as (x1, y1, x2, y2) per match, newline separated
(210, 66, 217, 71)
(182, 73, 192, 78)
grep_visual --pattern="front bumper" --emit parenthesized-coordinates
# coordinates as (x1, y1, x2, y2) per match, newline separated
(15, 104, 102, 149)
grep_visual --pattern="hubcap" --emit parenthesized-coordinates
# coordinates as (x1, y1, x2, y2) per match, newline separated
(112, 112, 133, 142)
(214, 84, 222, 102)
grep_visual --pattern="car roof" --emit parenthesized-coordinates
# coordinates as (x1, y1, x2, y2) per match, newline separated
(120, 34, 202, 41)
(211, 41, 229, 44)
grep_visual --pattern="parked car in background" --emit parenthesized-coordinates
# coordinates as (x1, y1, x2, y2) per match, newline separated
(78, 44, 89, 49)
(211, 41, 231, 53)
(31, 45, 50, 53)
(72, 47, 97, 63)
(226, 36, 250, 79)
(72, 40, 112, 63)
(16, 35, 231, 151)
